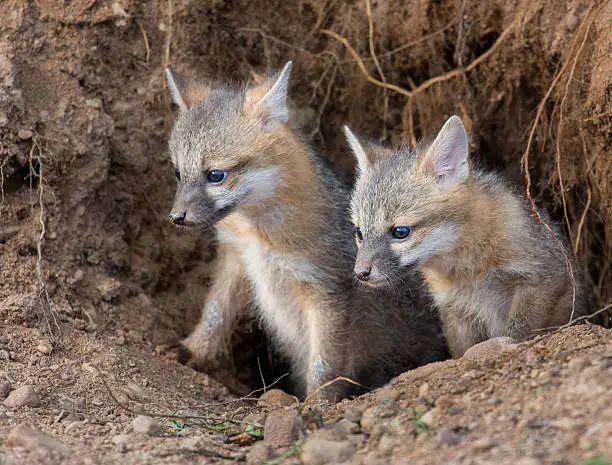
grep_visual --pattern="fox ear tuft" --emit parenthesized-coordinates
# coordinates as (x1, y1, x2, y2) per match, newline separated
(344, 126, 395, 174)
(165, 67, 210, 112)
(344, 126, 369, 174)
(423, 115, 469, 184)
(244, 61, 292, 132)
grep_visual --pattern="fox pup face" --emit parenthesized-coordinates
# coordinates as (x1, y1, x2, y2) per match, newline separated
(346, 116, 469, 287)
(165, 62, 292, 228)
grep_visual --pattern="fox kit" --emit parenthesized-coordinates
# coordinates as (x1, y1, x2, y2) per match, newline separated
(164, 61, 447, 400)
(346, 116, 586, 358)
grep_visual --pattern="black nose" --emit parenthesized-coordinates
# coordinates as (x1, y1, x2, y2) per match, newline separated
(169, 210, 186, 225)
(355, 266, 372, 281)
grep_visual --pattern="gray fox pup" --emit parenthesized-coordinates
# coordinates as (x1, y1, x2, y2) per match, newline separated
(164, 61, 447, 400)
(345, 116, 586, 358)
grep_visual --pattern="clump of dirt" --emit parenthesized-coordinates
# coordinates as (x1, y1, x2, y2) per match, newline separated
(0, 0, 611, 463)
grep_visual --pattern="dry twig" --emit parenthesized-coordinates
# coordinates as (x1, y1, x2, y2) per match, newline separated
(364, 0, 389, 140)
(322, 21, 514, 143)
(520, 6, 598, 324)
(31, 138, 61, 343)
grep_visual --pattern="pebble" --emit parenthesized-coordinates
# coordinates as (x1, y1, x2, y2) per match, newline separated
(263, 411, 299, 447)
(301, 438, 356, 465)
(438, 428, 461, 446)
(132, 415, 162, 436)
(470, 436, 496, 452)
(567, 356, 588, 373)
(332, 418, 361, 438)
(0, 380, 12, 399)
(247, 442, 275, 465)
(344, 406, 363, 423)
(376, 387, 400, 403)
(182, 437, 201, 451)
(3, 385, 40, 409)
(462, 337, 517, 362)
(17, 129, 33, 140)
(36, 341, 52, 355)
(257, 389, 298, 408)
(111, 434, 131, 445)
(6, 424, 71, 454)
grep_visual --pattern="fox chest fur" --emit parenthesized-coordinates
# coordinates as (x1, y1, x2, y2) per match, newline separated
(216, 220, 323, 363)
(423, 267, 514, 338)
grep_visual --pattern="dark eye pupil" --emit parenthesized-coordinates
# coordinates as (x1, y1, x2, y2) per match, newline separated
(207, 170, 226, 183)
(392, 226, 412, 239)
(354, 227, 363, 241)
(174, 168, 180, 181)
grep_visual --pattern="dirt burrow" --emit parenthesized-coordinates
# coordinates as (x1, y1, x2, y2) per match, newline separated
(1, 0, 611, 464)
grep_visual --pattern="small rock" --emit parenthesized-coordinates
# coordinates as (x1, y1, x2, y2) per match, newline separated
(73, 269, 85, 282)
(96, 276, 122, 302)
(301, 438, 356, 465)
(333, 418, 360, 437)
(230, 451, 247, 460)
(3, 385, 40, 409)
(462, 337, 517, 362)
(230, 431, 255, 446)
(0, 380, 12, 399)
(257, 389, 298, 408)
(376, 387, 400, 403)
(62, 420, 78, 433)
(344, 406, 363, 423)
(18, 129, 33, 140)
(6, 424, 71, 454)
(435, 395, 453, 411)
(551, 418, 585, 431)
(111, 434, 131, 445)
(565, 10, 579, 31)
(36, 341, 52, 355)
(182, 437, 201, 451)
(263, 411, 299, 447)
(438, 428, 461, 446)
(420, 409, 437, 426)
(418, 382, 430, 399)
(132, 415, 162, 436)
(247, 441, 275, 465)
(470, 437, 496, 452)
(567, 356, 588, 373)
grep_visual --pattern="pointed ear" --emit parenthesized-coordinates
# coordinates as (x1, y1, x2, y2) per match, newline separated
(420, 115, 469, 184)
(343, 126, 395, 174)
(243, 61, 292, 132)
(343, 126, 369, 174)
(165, 67, 210, 112)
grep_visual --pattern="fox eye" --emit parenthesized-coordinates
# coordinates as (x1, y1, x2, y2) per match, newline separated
(174, 168, 181, 182)
(391, 226, 413, 240)
(354, 227, 363, 241)
(207, 170, 228, 184)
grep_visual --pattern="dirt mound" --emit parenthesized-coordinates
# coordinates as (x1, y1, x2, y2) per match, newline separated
(0, 0, 611, 463)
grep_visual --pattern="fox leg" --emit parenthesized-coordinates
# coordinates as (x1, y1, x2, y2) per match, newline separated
(440, 307, 486, 358)
(304, 307, 352, 402)
(181, 243, 251, 386)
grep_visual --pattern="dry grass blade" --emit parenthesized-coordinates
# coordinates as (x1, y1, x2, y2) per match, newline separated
(302, 376, 364, 405)
(535, 303, 612, 332)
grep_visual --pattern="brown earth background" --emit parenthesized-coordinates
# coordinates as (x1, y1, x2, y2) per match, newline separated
(0, 0, 611, 464)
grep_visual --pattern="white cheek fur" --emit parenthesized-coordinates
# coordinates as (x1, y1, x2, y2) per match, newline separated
(207, 167, 281, 210)
(392, 224, 459, 266)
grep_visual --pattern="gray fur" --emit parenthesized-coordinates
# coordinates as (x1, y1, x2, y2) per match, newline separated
(166, 64, 448, 400)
